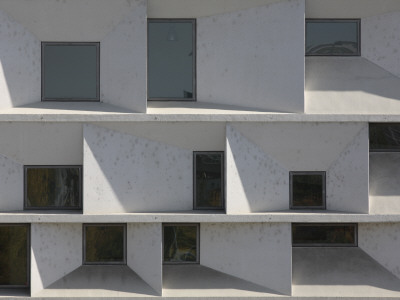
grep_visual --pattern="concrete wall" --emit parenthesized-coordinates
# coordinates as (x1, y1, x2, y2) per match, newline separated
(127, 223, 162, 295)
(359, 223, 400, 280)
(31, 223, 82, 296)
(197, 0, 304, 112)
(370, 153, 400, 214)
(0, 153, 23, 211)
(83, 124, 192, 213)
(201, 222, 292, 295)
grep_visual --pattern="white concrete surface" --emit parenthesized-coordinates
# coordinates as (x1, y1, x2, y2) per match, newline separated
(292, 247, 400, 297)
(359, 223, 400, 280)
(83, 124, 192, 213)
(31, 223, 82, 296)
(201, 223, 292, 295)
(101, 0, 147, 113)
(370, 153, 400, 214)
(362, 11, 400, 77)
(326, 126, 369, 213)
(197, 0, 304, 112)
(305, 57, 400, 114)
(0, 9, 40, 109)
(0, 153, 23, 211)
(127, 223, 162, 295)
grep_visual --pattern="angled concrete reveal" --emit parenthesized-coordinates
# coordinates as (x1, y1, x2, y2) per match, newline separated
(197, 0, 304, 112)
(84, 124, 192, 213)
(0, 153, 23, 211)
(31, 223, 82, 296)
(201, 222, 292, 295)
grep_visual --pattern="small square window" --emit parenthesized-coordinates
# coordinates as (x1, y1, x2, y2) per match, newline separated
(306, 19, 360, 56)
(148, 19, 196, 100)
(194, 152, 224, 210)
(290, 171, 326, 209)
(292, 223, 357, 247)
(163, 224, 199, 264)
(0, 224, 30, 287)
(83, 224, 126, 265)
(369, 123, 400, 152)
(24, 166, 82, 210)
(42, 42, 100, 101)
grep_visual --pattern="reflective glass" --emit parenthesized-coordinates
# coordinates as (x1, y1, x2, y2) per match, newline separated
(42, 43, 99, 100)
(0, 225, 29, 286)
(148, 20, 195, 99)
(84, 225, 125, 264)
(292, 224, 357, 246)
(306, 21, 359, 55)
(195, 153, 223, 209)
(369, 123, 400, 151)
(163, 225, 198, 263)
(291, 172, 325, 208)
(26, 167, 81, 209)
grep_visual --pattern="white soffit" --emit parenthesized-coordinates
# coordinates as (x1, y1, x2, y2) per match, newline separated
(306, 0, 400, 18)
(147, 0, 282, 18)
(0, 0, 138, 41)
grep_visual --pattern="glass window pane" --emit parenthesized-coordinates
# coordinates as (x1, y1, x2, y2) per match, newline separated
(292, 224, 357, 246)
(291, 172, 325, 208)
(84, 225, 125, 264)
(0, 225, 29, 287)
(163, 225, 198, 263)
(148, 20, 195, 99)
(306, 20, 359, 55)
(26, 167, 81, 209)
(43, 43, 99, 100)
(195, 153, 224, 209)
(369, 123, 400, 151)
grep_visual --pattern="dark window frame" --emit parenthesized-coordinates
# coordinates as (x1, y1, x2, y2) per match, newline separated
(24, 165, 83, 210)
(162, 223, 200, 265)
(289, 171, 326, 210)
(305, 19, 361, 57)
(41, 42, 100, 102)
(193, 151, 225, 210)
(0, 224, 30, 288)
(147, 19, 197, 101)
(82, 223, 127, 265)
(369, 123, 400, 152)
(292, 223, 358, 247)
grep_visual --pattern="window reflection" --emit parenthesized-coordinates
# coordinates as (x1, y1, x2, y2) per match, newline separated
(163, 225, 198, 263)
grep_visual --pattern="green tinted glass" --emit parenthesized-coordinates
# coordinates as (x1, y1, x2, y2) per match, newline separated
(163, 225, 198, 263)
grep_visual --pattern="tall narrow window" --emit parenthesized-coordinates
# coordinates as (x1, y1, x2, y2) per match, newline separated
(0, 224, 29, 287)
(25, 166, 82, 210)
(306, 19, 360, 56)
(194, 152, 224, 210)
(83, 224, 126, 265)
(42, 42, 100, 101)
(148, 19, 196, 100)
(163, 224, 199, 264)
(290, 171, 326, 209)
(369, 123, 400, 152)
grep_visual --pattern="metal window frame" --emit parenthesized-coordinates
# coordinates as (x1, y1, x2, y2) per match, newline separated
(369, 123, 400, 152)
(82, 223, 127, 265)
(24, 165, 83, 210)
(0, 224, 30, 288)
(193, 151, 225, 210)
(147, 19, 197, 101)
(162, 223, 200, 265)
(305, 19, 361, 56)
(41, 42, 100, 101)
(289, 171, 326, 210)
(292, 223, 358, 247)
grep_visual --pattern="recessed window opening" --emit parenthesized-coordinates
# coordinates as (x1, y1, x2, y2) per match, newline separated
(163, 224, 199, 264)
(369, 123, 400, 152)
(290, 171, 326, 209)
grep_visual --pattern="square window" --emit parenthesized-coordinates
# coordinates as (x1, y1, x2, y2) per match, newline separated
(194, 152, 224, 210)
(369, 123, 400, 152)
(24, 166, 82, 210)
(83, 224, 126, 265)
(163, 224, 199, 264)
(42, 42, 100, 101)
(292, 223, 357, 247)
(306, 19, 360, 56)
(148, 19, 196, 100)
(0, 224, 30, 287)
(290, 171, 326, 209)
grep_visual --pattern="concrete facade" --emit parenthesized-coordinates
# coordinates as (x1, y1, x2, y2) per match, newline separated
(0, 0, 399, 299)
